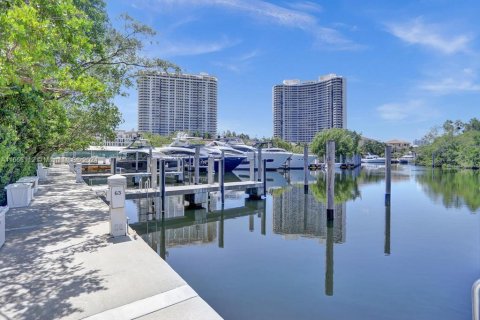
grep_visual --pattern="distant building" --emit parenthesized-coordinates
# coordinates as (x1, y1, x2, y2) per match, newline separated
(273, 74, 346, 143)
(413, 138, 428, 147)
(385, 139, 411, 152)
(96, 129, 139, 147)
(138, 72, 217, 137)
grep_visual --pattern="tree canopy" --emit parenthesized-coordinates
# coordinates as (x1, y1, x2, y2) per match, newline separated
(310, 128, 361, 158)
(0, 0, 178, 204)
(416, 118, 480, 168)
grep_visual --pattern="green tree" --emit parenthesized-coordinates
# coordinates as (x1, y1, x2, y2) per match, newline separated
(310, 128, 361, 158)
(360, 139, 386, 156)
(416, 118, 480, 169)
(0, 0, 178, 204)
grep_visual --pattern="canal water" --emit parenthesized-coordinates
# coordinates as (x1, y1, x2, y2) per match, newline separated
(128, 165, 480, 320)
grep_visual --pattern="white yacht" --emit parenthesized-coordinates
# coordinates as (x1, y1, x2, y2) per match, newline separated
(399, 154, 416, 164)
(225, 140, 293, 170)
(263, 147, 317, 169)
(361, 154, 386, 164)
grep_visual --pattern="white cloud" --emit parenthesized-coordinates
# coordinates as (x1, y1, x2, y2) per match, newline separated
(213, 49, 260, 72)
(150, 0, 359, 50)
(157, 36, 241, 57)
(386, 17, 472, 55)
(420, 67, 480, 94)
(286, 1, 323, 13)
(377, 100, 439, 122)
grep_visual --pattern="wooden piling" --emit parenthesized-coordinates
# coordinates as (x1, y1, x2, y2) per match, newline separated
(160, 159, 166, 215)
(257, 147, 262, 182)
(207, 156, 214, 185)
(385, 145, 392, 206)
(220, 151, 225, 205)
(263, 159, 267, 197)
(304, 144, 309, 194)
(110, 157, 116, 175)
(249, 153, 255, 181)
(194, 146, 200, 185)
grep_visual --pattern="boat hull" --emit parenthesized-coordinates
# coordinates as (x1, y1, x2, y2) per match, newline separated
(235, 152, 292, 170)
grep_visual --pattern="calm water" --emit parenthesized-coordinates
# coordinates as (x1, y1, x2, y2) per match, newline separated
(128, 166, 480, 320)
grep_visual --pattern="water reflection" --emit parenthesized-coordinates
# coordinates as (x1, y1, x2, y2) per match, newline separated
(417, 169, 480, 212)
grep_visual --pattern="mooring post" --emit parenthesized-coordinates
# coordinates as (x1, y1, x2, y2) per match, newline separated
(432, 152, 435, 168)
(207, 156, 214, 185)
(194, 145, 200, 185)
(75, 163, 83, 183)
(326, 140, 335, 221)
(263, 159, 267, 197)
(110, 157, 117, 175)
(257, 147, 263, 182)
(159, 159, 166, 216)
(220, 150, 225, 205)
(304, 144, 309, 194)
(385, 145, 392, 206)
(249, 153, 255, 181)
(107, 174, 127, 237)
(249, 214, 254, 232)
(135, 152, 139, 173)
(385, 204, 391, 255)
(151, 158, 158, 188)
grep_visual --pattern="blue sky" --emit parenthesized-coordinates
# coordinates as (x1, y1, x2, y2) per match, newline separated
(106, 0, 480, 142)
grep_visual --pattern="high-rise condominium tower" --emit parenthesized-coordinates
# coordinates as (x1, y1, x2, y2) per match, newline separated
(138, 72, 217, 136)
(273, 74, 346, 143)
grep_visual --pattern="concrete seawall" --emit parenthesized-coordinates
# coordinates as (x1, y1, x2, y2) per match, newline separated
(0, 165, 222, 320)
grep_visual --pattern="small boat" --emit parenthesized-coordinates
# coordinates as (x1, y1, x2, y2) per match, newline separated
(399, 154, 416, 164)
(361, 154, 386, 164)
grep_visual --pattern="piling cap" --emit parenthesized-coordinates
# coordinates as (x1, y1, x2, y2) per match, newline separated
(107, 174, 127, 187)
(4, 183, 31, 190)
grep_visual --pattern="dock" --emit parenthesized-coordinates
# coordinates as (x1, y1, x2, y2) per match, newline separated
(0, 165, 222, 320)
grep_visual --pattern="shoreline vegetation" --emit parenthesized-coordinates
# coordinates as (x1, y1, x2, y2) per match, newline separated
(416, 118, 480, 169)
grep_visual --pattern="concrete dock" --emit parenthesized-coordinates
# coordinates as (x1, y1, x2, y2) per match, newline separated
(0, 165, 222, 320)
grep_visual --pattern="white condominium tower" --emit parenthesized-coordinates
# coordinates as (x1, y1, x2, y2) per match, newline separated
(273, 74, 346, 143)
(137, 72, 217, 136)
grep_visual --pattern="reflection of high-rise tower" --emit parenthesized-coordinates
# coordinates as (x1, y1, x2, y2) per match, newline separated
(134, 196, 186, 223)
(272, 185, 346, 243)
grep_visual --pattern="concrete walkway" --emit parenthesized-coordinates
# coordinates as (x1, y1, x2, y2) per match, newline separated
(0, 165, 222, 320)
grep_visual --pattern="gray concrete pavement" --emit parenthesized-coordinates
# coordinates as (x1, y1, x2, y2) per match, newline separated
(0, 165, 222, 320)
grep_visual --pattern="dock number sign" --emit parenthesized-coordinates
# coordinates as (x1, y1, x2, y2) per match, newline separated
(111, 186, 124, 208)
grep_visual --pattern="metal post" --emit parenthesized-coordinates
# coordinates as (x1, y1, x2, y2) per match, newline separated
(263, 159, 267, 197)
(257, 147, 262, 182)
(194, 145, 200, 185)
(207, 156, 214, 185)
(249, 154, 255, 181)
(304, 144, 308, 194)
(326, 140, 335, 221)
(220, 151, 225, 205)
(110, 157, 117, 175)
(472, 279, 480, 320)
(160, 159, 166, 216)
(385, 145, 392, 206)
